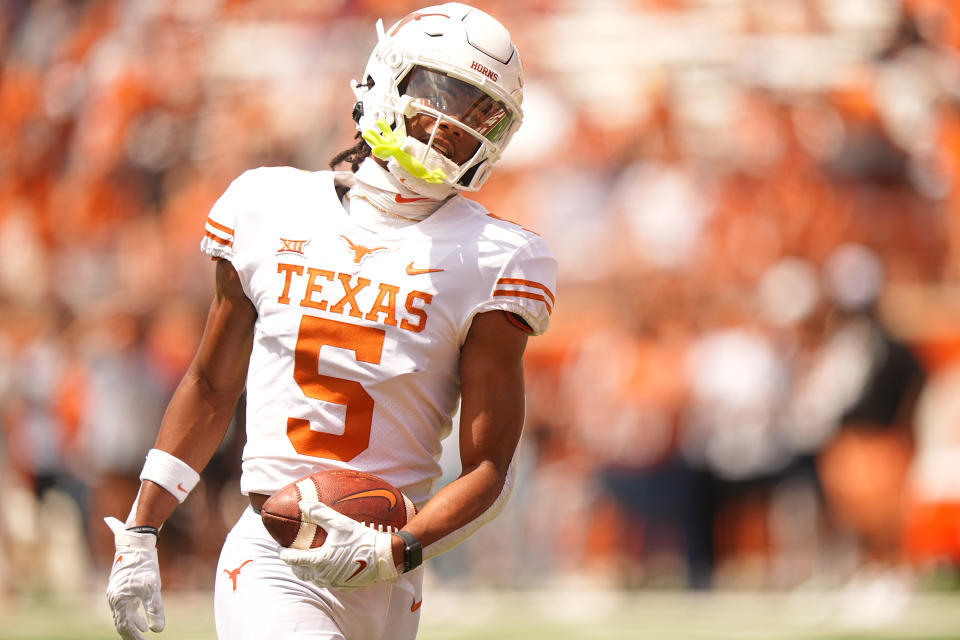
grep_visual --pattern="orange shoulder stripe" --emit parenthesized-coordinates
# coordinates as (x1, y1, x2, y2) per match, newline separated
(492, 290, 553, 314)
(205, 217, 234, 236)
(495, 278, 556, 304)
(204, 230, 233, 247)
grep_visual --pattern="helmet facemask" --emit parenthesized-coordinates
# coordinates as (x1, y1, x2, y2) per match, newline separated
(383, 66, 516, 195)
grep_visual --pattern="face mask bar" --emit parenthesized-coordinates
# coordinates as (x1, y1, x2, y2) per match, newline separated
(397, 100, 491, 186)
(390, 66, 516, 189)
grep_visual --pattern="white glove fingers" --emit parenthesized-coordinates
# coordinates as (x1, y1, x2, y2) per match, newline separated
(116, 602, 148, 640)
(131, 606, 148, 633)
(117, 623, 146, 640)
(279, 501, 399, 589)
(144, 591, 166, 632)
(297, 500, 344, 527)
(279, 547, 325, 566)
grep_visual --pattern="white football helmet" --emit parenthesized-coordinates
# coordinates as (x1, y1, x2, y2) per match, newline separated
(351, 3, 524, 195)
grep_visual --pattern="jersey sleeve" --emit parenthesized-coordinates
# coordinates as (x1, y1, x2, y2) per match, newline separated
(200, 172, 249, 260)
(473, 234, 558, 336)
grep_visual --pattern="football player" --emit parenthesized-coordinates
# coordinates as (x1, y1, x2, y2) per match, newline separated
(104, 4, 557, 640)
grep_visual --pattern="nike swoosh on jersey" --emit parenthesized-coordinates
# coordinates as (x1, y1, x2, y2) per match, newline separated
(395, 194, 431, 203)
(406, 262, 445, 276)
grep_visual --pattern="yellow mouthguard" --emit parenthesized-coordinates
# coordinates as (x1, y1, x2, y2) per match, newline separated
(361, 119, 447, 184)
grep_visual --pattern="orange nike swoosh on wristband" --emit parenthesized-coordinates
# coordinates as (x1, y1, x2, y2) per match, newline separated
(411, 598, 423, 612)
(177, 483, 187, 493)
(405, 262, 444, 276)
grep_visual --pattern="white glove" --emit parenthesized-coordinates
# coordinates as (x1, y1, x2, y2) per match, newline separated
(104, 517, 165, 640)
(279, 500, 399, 590)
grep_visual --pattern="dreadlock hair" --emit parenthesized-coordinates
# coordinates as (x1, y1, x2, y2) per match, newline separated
(330, 132, 371, 174)
(330, 132, 372, 200)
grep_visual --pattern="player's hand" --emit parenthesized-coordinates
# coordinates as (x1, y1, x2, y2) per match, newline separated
(104, 517, 165, 640)
(279, 500, 399, 590)
(361, 119, 446, 183)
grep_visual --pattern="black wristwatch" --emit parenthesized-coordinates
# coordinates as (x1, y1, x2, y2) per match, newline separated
(395, 531, 422, 573)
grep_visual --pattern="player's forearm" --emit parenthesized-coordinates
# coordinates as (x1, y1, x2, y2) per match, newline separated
(131, 480, 181, 528)
(130, 365, 244, 527)
(153, 363, 244, 469)
(401, 310, 527, 561)
(396, 455, 516, 565)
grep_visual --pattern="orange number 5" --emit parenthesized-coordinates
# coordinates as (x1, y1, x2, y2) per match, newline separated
(286, 316, 385, 461)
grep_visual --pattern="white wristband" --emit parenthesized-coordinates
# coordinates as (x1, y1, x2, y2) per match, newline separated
(140, 448, 200, 503)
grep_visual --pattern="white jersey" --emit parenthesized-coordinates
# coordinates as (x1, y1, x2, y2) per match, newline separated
(200, 167, 557, 504)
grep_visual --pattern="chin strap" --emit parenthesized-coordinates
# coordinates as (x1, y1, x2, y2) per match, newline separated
(362, 119, 447, 184)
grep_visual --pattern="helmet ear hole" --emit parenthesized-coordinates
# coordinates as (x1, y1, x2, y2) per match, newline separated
(352, 101, 364, 123)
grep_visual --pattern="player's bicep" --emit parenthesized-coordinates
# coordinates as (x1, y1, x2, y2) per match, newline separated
(458, 310, 528, 475)
(191, 259, 257, 394)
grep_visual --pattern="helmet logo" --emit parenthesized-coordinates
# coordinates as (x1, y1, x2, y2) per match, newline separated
(470, 61, 499, 82)
(389, 12, 450, 36)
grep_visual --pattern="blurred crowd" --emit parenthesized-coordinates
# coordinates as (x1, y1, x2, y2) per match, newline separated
(4, 0, 960, 623)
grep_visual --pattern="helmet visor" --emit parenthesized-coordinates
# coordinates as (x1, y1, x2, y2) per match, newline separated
(398, 66, 515, 145)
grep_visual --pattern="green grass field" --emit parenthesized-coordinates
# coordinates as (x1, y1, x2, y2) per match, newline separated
(2, 587, 960, 639)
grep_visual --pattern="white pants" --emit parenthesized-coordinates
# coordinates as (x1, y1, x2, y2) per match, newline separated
(214, 507, 423, 640)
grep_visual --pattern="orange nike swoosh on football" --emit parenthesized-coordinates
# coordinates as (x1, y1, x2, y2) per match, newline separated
(333, 488, 398, 510)
(406, 262, 444, 275)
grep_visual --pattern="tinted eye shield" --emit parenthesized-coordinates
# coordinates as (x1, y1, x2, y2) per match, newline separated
(395, 66, 518, 145)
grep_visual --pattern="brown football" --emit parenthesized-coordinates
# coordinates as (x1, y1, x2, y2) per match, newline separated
(260, 469, 417, 549)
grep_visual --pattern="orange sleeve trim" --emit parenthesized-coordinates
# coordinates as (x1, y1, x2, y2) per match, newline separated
(503, 310, 534, 334)
(204, 231, 233, 247)
(206, 218, 234, 235)
(492, 290, 553, 314)
(496, 278, 555, 304)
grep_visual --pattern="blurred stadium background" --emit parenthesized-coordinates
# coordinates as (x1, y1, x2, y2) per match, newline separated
(4, 0, 960, 637)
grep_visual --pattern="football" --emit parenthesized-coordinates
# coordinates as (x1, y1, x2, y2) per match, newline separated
(260, 469, 417, 549)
